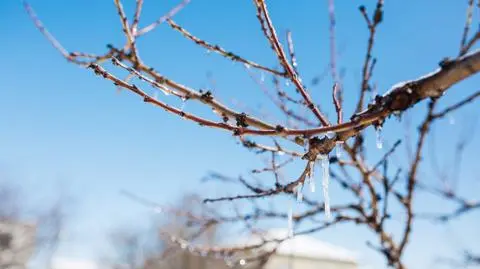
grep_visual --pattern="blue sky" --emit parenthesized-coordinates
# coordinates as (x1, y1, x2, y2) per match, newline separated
(1, 1, 480, 268)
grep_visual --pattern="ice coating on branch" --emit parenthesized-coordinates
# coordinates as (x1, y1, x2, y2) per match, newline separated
(321, 155, 331, 219)
(326, 131, 336, 139)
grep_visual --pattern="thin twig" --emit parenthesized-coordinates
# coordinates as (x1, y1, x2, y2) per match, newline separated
(136, 0, 191, 36)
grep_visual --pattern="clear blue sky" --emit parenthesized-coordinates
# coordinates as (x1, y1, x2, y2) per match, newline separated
(1, 1, 479, 268)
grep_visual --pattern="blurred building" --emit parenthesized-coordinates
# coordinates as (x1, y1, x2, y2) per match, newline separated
(0, 220, 36, 269)
(144, 229, 358, 269)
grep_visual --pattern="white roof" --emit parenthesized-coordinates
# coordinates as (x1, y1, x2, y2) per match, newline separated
(230, 228, 358, 263)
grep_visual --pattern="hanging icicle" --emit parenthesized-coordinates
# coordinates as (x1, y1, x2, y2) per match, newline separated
(376, 127, 383, 149)
(321, 155, 331, 219)
(335, 141, 344, 159)
(309, 161, 316, 192)
(296, 183, 303, 202)
(287, 202, 294, 238)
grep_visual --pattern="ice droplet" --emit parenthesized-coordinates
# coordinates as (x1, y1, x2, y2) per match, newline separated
(321, 155, 331, 219)
(287, 203, 294, 238)
(153, 206, 162, 213)
(449, 115, 455, 125)
(285, 80, 290, 87)
(260, 72, 265, 82)
(205, 49, 212, 55)
(296, 183, 303, 202)
(239, 259, 246, 266)
(152, 91, 159, 100)
(376, 127, 383, 149)
(277, 150, 285, 156)
(244, 63, 251, 69)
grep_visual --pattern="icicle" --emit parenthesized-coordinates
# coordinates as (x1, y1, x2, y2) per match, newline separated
(376, 127, 383, 149)
(335, 141, 344, 159)
(277, 150, 285, 156)
(239, 259, 246, 266)
(296, 183, 303, 202)
(321, 155, 331, 219)
(180, 99, 187, 111)
(205, 49, 212, 55)
(309, 161, 316, 193)
(260, 72, 265, 82)
(244, 63, 251, 69)
(285, 80, 290, 87)
(287, 202, 294, 238)
(152, 91, 159, 100)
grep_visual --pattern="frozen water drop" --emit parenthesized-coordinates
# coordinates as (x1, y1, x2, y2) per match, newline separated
(449, 115, 455, 125)
(277, 150, 285, 156)
(152, 91, 158, 100)
(260, 72, 265, 82)
(153, 206, 162, 214)
(244, 63, 251, 69)
(285, 80, 290, 87)
(376, 127, 383, 149)
(205, 49, 212, 55)
(239, 259, 246, 266)
(180, 242, 188, 249)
